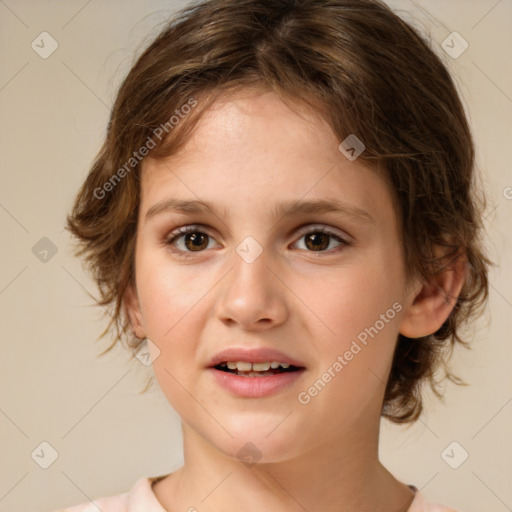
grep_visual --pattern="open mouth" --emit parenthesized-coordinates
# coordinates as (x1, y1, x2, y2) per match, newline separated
(214, 361, 303, 377)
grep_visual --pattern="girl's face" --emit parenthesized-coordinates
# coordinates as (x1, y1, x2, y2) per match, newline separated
(128, 89, 417, 462)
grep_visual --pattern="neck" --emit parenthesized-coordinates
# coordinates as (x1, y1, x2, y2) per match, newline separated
(153, 418, 415, 512)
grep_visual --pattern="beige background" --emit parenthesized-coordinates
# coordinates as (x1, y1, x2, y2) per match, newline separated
(0, 1, 510, 511)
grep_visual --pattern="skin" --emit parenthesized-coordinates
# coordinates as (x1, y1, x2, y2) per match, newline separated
(125, 88, 466, 512)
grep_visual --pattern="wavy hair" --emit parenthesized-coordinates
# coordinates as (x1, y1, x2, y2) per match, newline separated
(66, 0, 491, 423)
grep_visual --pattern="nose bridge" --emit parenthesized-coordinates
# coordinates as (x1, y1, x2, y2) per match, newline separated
(229, 236, 275, 301)
(215, 236, 287, 328)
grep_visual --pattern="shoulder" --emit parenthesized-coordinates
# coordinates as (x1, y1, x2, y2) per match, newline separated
(48, 476, 166, 512)
(50, 492, 128, 512)
(407, 490, 459, 512)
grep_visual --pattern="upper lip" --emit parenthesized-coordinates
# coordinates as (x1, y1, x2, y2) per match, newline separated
(208, 347, 306, 368)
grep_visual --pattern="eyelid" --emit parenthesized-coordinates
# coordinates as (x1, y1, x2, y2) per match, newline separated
(167, 223, 349, 240)
(164, 222, 350, 254)
(165, 224, 218, 244)
(293, 223, 350, 243)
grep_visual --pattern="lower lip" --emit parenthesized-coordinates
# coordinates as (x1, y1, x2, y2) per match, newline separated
(208, 368, 306, 398)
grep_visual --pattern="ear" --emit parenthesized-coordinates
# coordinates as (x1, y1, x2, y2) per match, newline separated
(124, 282, 146, 339)
(399, 253, 467, 338)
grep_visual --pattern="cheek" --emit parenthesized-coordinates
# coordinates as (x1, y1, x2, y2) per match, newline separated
(302, 264, 399, 338)
(136, 253, 206, 338)
(298, 254, 403, 383)
(140, 263, 206, 407)
(135, 256, 202, 384)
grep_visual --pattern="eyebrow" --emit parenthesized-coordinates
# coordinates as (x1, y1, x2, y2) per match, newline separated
(145, 198, 375, 225)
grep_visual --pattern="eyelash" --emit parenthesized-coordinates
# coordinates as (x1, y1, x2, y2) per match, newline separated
(164, 224, 350, 257)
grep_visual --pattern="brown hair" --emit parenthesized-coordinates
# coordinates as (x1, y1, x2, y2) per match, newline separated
(66, 0, 491, 423)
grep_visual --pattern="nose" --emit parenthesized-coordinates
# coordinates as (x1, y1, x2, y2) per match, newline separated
(215, 244, 288, 331)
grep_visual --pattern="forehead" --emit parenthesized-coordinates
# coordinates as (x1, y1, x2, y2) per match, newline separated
(139, 89, 396, 228)
(160, 88, 339, 164)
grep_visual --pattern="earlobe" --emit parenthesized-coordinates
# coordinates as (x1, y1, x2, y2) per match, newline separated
(124, 283, 146, 339)
(399, 254, 467, 339)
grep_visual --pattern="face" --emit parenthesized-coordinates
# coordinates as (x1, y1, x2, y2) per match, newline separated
(127, 89, 416, 463)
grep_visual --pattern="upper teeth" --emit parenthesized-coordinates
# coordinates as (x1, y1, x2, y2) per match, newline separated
(222, 361, 291, 371)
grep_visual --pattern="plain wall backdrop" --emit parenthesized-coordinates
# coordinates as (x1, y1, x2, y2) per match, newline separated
(0, 1, 511, 511)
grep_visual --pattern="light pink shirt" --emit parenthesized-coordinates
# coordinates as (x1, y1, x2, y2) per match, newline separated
(53, 476, 459, 512)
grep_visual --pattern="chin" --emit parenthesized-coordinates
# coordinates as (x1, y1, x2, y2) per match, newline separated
(212, 426, 304, 465)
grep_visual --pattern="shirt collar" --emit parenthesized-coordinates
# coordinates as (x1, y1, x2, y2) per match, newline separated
(127, 475, 168, 511)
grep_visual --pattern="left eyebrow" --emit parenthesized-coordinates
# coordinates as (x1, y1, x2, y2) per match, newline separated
(144, 198, 375, 225)
(270, 199, 375, 225)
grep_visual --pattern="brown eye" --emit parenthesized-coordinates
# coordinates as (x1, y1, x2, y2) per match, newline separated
(304, 232, 330, 251)
(166, 226, 216, 254)
(183, 232, 209, 251)
(293, 225, 348, 254)
(165, 224, 348, 257)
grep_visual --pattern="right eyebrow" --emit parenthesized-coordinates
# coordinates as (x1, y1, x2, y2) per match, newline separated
(144, 197, 375, 226)
(145, 198, 228, 221)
